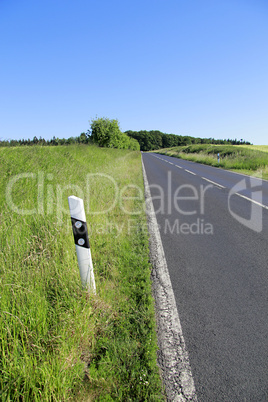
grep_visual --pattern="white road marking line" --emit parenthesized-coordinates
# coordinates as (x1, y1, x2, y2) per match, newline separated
(201, 177, 225, 189)
(150, 154, 268, 210)
(235, 192, 268, 210)
(185, 169, 196, 175)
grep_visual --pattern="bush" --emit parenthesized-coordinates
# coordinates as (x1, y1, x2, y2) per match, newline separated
(90, 117, 140, 151)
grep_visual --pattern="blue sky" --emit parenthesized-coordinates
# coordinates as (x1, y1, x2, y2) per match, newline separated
(1, 0, 267, 144)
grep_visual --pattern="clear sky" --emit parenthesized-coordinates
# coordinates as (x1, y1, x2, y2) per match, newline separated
(1, 0, 267, 144)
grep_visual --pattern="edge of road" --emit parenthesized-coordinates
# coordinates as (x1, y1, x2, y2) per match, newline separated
(142, 155, 197, 402)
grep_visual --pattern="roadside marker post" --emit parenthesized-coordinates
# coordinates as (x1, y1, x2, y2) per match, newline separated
(68, 195, 96, 294)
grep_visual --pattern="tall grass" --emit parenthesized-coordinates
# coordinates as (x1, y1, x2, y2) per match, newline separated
(0, 145, 164, 401)
(156, 144, 268, 179)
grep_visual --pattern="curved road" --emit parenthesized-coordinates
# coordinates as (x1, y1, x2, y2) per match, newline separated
(143, 153, 268, 401)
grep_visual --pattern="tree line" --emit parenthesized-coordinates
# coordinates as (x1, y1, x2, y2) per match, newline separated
(0, 118, 140, 151)
(0, 134, 89, 147)
(0, 117, 251, 150)
(125, 130, 251, 151)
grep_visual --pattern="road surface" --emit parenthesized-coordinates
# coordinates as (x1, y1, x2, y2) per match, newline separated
(142, 152, 268, 401)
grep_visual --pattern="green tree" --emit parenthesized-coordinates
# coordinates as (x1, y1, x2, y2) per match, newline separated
(90, 117, 140, 150)
(78, 132, 87, 144)
(90, 117, 120, 147)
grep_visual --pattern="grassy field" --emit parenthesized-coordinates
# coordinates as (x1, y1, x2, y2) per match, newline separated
(237, 144, 268, 153)
(0, 145, 164, 401)
(155, 144, 268, 180)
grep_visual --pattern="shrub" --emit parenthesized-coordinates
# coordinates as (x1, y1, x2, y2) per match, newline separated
(90, 117, 140, 151)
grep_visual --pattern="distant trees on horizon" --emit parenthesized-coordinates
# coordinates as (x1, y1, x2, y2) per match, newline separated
(125, 130, 251, 151)
(0, 124, 251, 150)
(0, 118, 140, 150)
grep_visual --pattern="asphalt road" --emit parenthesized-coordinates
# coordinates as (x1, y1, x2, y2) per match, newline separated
(142, 153, 268, 401)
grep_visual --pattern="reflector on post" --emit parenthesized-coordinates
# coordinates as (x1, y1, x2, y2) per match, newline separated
(68, 195, 96, 294)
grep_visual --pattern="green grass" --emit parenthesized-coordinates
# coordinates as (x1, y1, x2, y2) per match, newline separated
(0, 145, 164, 401)
(155, 144, 268, 180)
(236, 144, 268, 153)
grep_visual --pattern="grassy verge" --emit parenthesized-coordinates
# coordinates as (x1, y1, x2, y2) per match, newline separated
(0, 145, 164, 401)
(155, 144, 268, 180)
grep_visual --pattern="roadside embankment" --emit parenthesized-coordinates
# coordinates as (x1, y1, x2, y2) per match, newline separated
(0, 145, 164, 401)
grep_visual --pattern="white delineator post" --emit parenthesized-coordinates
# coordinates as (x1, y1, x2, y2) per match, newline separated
(68, 195, 96, 294)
